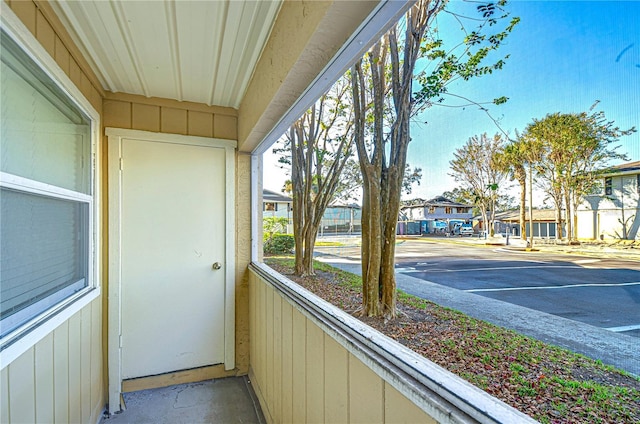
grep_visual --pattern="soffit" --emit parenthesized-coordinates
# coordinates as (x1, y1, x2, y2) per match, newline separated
(50, 0, 281, 109)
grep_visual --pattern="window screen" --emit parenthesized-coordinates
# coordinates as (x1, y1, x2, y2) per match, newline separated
(1, 189, 89, 335)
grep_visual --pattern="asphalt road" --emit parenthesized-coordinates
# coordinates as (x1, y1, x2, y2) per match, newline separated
(392, 240, 640, 338)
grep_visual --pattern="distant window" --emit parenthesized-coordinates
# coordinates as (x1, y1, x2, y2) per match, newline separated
(445, 207, 452, 214)
(428, 206, 435, 214)
(604, 177, 612, 195)
(264, 202, 277, 211)
(1, 30, 95, 340)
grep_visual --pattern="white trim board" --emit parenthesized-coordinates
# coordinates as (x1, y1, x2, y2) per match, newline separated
(106, 128, 236, 414)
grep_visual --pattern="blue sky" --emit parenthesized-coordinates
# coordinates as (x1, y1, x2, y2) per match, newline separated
(264, 1, 639, 200)
(410, 0, 640, 200)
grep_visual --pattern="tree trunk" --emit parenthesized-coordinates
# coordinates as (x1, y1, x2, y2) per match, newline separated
(361, 170, 382, 316)
(480, 205, 489, 238)
(352, 58, 381, 316)
(563, 189, 573, 242)
(352, 0, 442, 318)
(380, 164, 403, 315)
(287, 90, 355, 276)
(518, 173, 527, 239)
(555, 205, 562, 241)
(552, 186, 563, 241)
(291, 126, 305, 274)
(302, 222, 318, 275)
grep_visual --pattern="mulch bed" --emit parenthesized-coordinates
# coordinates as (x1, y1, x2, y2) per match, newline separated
(266, 258, 640, 424)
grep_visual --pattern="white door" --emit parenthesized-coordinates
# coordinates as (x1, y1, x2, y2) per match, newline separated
(119, 137, 226, 379)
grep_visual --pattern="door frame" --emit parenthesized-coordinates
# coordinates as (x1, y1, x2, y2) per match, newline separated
(106, 128, 236, 413)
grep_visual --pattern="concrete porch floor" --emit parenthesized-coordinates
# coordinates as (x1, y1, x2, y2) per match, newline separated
(100, 376, 265, 424)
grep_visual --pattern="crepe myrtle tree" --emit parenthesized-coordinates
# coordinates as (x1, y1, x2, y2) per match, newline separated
(351, 0, 518, 318)
(277, 76, 355, 276)
(450, 133, 508, 237)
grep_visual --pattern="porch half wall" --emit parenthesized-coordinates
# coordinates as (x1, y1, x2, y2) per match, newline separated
(1, 300, 103, 424)
(249, 264, 537, 424)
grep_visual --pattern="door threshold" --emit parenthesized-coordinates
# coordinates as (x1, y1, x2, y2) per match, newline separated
(122, 363, 234, 392)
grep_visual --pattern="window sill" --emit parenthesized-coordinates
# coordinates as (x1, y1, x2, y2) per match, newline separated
(0, 287, 101, 368)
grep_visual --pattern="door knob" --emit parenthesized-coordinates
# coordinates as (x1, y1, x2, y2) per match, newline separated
(212, 262, 222, 270)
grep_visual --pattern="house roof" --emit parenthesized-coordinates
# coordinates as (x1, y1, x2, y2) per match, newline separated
(328, 201, 361, 209)
(402, 196, 472, 209)
(489, 209, 560, 222)
(612, 161, 640, 174)
(263, 189, 292, 203)
(428, 196, 472, 208)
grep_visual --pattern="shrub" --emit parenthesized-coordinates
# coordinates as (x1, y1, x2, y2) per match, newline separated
(264, 234, 295, 254)
(263, 217, 288, 238)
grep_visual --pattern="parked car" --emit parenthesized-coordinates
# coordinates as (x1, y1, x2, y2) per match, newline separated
(459, 224, 474, 236)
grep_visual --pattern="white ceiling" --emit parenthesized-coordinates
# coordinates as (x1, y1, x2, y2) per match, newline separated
(51, 0, 282, 108)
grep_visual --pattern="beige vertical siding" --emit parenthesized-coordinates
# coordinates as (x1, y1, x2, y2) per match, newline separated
(248, 271, 437, 424)
(348, 354, 384, 423)
(103, 93, 238, 140)
(0, 299, 104, 424)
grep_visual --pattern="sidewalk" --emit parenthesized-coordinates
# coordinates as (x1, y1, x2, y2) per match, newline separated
(314, 237, 640, 376)
(397, 234, 640, 261)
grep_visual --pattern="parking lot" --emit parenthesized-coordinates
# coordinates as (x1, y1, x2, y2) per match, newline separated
(391, 240, 640, 337)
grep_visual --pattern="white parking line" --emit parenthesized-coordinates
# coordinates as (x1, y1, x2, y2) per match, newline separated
(493, 249, 548, 261)
(573, 259, 602, 264)
(605, 324, 640, 333)
(395, 267, 419, 273)
(466, 281, 640, 293)
(318, 257, 360, 264)
(426, 265, 581, 273)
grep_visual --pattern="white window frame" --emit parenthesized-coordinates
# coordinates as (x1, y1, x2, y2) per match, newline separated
(0, 9, 101, 366)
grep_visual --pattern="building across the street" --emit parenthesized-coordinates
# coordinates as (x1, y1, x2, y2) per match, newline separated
(263, 189, 292, 219)
(490, 209, 563, 239)
(399, 196, 473, 235)
(577, 161, 640, 240)
(262, 190, 361, 235)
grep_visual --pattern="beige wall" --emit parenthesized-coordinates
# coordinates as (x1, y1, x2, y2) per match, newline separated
(1, 1, 106, 423)
(102, 93, 237, 140)
(577, 174, 640, 240)
(248, 270, 437, 424)
(1, 299, 104, 424)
